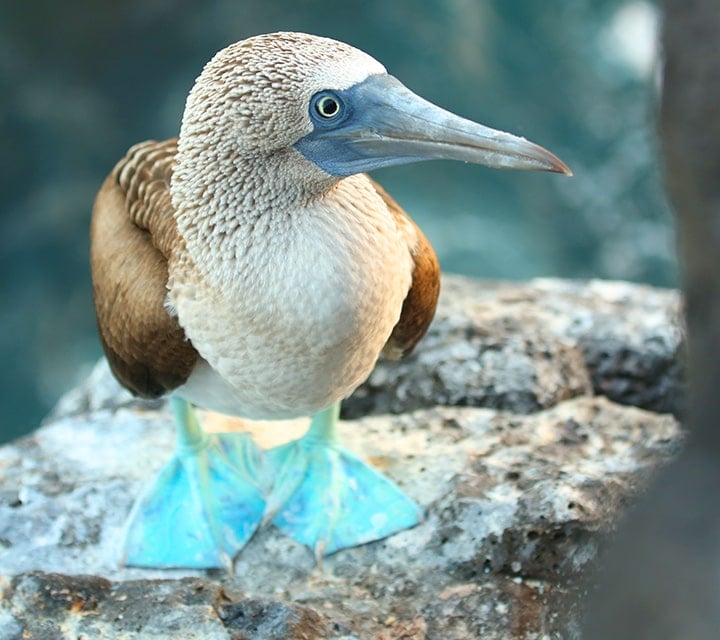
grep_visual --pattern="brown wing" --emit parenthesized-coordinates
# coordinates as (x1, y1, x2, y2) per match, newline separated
(90, 139, 198, 398)
(370, 179, 441, 360)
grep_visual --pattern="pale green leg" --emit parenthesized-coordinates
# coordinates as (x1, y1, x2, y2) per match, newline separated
(264, 402, 422, 557)
(122, 397, 265, 569)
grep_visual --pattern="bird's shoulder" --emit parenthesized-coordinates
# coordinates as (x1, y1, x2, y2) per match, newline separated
(368, 178, 441, 359)
(115, 138, 181, 256)
(90, 138, 198, 398)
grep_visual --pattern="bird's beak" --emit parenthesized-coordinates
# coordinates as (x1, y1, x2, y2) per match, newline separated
(295, 73, 572, 177)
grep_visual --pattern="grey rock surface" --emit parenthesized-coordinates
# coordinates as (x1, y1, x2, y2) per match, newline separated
(0, 276, 683, 639)
(347, 277, 684, 417)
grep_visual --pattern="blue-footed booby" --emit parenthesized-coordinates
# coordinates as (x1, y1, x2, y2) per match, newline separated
(90, 32, 570, 569)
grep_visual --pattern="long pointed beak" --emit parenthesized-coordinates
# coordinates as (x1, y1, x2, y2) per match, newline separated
(295, 74, 572, 177)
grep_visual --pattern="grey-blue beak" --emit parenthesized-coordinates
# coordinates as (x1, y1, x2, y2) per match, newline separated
(294, 74, 572, 177)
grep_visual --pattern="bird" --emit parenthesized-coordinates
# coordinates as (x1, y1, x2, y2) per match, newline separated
(90, 31, 571, 570)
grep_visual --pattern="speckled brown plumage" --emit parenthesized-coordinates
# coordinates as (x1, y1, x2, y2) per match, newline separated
(90, 138, 198, 398)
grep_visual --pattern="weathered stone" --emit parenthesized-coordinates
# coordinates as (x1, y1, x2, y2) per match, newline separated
(0, 277, 684, 639)
(346, 277, 683, 418)
(218, 597, 329, 640)
(2, 572, 330, 640)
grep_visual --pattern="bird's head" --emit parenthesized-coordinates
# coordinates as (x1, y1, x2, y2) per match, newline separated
(178, 32, 570, 188)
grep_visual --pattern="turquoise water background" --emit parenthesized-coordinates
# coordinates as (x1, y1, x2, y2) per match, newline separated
(0, 1, 674, 442)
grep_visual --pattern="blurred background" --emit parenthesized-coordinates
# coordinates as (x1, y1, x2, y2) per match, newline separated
(0, 0, 673, 442)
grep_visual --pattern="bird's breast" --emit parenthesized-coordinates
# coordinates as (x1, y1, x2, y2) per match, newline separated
(170, 187, 413, 419)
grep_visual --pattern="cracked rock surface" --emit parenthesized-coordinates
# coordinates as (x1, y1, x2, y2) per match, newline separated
(0, 276, 683, 639)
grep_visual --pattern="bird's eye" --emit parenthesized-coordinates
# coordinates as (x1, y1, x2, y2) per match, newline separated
(311, 91, 345, 122)
(316, 96, 339, 117)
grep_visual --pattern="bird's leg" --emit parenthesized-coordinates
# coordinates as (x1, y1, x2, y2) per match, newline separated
(263, 402, 422, 557)
(122, 397, 265, 569)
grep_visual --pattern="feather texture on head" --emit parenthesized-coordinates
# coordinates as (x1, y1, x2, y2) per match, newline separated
(179, 32, 386, 155)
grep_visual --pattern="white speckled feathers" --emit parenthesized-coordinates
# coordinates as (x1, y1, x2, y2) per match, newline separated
(173, 173, 415, 419)
(178, 33, 386, 156)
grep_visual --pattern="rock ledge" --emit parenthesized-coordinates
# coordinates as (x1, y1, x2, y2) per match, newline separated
(0, 276, 683, 639)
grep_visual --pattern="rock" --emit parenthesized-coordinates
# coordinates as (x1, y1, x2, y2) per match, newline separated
(346, 277, 683, 418)
(0, 277, 683, 639)
(1, 572, 329, 640)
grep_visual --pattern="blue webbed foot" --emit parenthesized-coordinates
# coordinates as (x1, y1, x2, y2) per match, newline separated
(264, 403, 422, 556)
(122, 398, 265, 569)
